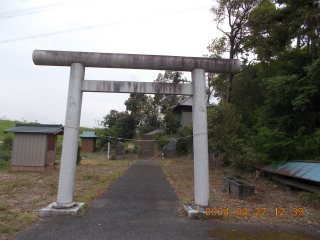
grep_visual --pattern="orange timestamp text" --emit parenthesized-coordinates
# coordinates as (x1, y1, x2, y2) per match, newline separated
(205, 207, 304, 216)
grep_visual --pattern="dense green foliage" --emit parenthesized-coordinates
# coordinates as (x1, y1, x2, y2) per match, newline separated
(0, 120, 19, 141)
(175, 126, 193, 155)
(0, 131, 14, 170)
(154, 131, 170, 150)
(206, 0, 320, 165)
(102, 110, 136, 140)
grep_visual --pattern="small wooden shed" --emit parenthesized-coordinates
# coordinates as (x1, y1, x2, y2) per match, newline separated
(79, 130, 98, 152)
(4, 124, 64, 172)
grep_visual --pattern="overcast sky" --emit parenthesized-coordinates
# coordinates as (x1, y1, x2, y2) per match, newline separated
(0, 0, 222, 128)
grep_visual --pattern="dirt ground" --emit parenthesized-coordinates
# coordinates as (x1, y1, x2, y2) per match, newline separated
(0, 152, 136, 240)
(157, 155, 320, 228)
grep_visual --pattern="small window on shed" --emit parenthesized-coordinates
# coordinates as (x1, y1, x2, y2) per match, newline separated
(48, 139, 55, 151)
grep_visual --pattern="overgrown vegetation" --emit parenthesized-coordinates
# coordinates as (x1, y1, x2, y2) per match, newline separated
(0, 120, 20, 141)
(205, 0, 320, 166)
(298, 192, 320, 208)
(0, 152, 134, 239)
(0, 134, 13, 170)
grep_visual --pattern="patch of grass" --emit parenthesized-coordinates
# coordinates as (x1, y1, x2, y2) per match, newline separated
(31, 197, 40, 204)
(181, 197, 192, 205)
(0, 225, 19, 234)
(82, 173, 100, 181)
(18, 213, 37, 224)
(191, 212, 208, 220)
(109, 154, 116, 160)
(80, 160, 104, 166)
(298, 192, 320, 208)
(111, 173, 119, 180)
(0, 215, 14, 221)
(48, 182, 58, 195)
(77, 206, 85, 217)
(3, 179, 31, 192)
(98, 177, 107, 183)
(35, 176, 43, 181)
(0, 202, 8, 211)
(48, 182, 58, 189)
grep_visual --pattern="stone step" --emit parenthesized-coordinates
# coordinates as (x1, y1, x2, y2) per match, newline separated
(139, 130, 161, 159)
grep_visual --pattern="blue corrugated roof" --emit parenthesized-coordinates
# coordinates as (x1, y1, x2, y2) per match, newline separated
(256, 161, 320, 183)
(4, 124, 63, 134)
(79, 130, 98, 138)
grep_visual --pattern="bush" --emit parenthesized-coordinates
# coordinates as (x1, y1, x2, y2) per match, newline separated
(1, 135, 13, 151)
(0, 149, 11, 170)
(0, 149, 11, 162)
(176, 126, 193, 155)
(298, 192, 320, 208)
(133, 147, 140, 155)
(154, 131, 169, 150)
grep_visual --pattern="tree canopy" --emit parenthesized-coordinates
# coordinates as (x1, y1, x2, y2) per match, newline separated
(206, 0, 320, 167)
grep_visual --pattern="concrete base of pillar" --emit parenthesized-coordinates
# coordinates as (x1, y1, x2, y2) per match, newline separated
(183, 204, 223, 219)
(40, 202, 84, 217)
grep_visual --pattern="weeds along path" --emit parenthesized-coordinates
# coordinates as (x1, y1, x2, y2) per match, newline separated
(158, 156, 320, 227)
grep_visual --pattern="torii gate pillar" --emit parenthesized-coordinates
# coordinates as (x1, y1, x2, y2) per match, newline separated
(53, 63, 84, 208)
(192, 69, 210, 207)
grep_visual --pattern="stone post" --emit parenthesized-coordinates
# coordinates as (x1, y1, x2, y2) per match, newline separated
(192, 68, 210, 208)
(53, 63, 84, 208)
(107, 142, 110, 159)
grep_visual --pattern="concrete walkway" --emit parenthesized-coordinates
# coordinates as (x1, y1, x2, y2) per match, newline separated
(15, 161, 320, 240)
(15, 161, 207, 240)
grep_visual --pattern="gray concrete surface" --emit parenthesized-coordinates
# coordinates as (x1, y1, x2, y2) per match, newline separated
(54, 63, 84, 208)
(32, 50, 241, 73)
(15, 161, 320, 240)
(192, 69, 210, 207)
(82, 80, 193, 95)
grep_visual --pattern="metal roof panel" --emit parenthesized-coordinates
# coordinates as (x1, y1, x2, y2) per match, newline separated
(4, 124, 63, 134)
(254, 162, 320, 183)
(79, 130, 98, 138)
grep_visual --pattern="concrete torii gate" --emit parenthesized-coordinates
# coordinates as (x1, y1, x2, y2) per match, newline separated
(33, 50, 241, 216)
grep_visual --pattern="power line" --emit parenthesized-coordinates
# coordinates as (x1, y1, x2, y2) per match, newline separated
(0, 5, 211, 44)
(0, 0, 105, 19)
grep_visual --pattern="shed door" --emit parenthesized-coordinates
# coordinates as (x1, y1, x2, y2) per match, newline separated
(45, 135, 57, 165)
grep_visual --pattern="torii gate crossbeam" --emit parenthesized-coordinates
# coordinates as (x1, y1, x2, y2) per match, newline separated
(33, 50, 241, 216)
